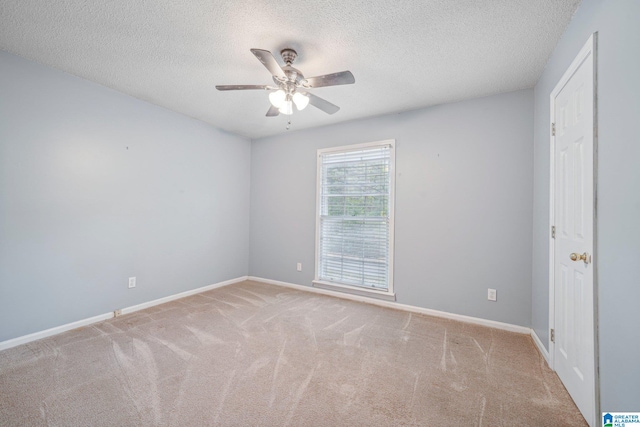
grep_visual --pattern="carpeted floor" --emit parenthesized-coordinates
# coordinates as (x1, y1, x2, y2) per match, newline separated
(0, 280, 587, 426)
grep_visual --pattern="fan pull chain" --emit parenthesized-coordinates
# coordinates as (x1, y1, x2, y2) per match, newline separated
(286, 119, 292, 130)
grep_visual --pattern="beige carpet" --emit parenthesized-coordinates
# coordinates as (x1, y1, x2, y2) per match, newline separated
(0, 280, 586, 426)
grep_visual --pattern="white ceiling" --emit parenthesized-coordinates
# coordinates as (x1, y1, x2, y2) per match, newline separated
(0, 0, 580, 139)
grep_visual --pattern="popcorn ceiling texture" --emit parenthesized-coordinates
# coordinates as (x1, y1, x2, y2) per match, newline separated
(0, 0, 580, 138)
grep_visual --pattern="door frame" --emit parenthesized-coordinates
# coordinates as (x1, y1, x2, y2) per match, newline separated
(548, 32, 599, 425)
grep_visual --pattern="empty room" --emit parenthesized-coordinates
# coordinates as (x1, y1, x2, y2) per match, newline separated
(1, 0, 638, 426)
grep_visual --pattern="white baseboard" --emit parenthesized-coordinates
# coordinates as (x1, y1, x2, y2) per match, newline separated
(0, 276, 248, 352)
(1, 275, 532, 352)
(247, 276, 531, 335)
(0, 312, 114, 352)
(120, 275, 247, 315)
(531, 329, 551, 366)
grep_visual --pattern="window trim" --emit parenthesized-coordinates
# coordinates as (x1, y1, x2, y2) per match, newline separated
(313, 139, 396, 300)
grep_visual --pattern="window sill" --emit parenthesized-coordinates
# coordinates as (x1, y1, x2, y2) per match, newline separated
(312, 280, 396, 302)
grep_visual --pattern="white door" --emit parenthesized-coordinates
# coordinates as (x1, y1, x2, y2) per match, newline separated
(552, 35, 596, 426)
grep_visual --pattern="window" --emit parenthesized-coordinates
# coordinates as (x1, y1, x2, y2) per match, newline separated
(314, 140, 395, 300)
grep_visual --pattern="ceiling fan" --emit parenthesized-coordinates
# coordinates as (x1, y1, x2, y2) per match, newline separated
(216, 48, 355, 117)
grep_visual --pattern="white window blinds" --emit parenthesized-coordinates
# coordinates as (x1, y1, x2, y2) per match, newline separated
(316, 142, 394, 291)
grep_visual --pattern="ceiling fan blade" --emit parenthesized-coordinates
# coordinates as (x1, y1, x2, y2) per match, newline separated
(307, 93, 340, 115)
(266, 105, 280, 117)
(305, 71, 355, 88)
(250, 49, 287, 80)
(215, 85, 271, 91)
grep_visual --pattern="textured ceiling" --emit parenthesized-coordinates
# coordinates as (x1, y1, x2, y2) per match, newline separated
(0, 0, 580, 138)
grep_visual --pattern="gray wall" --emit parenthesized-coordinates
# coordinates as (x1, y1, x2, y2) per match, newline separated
(250, 89, 534, 327)
(0, 51, 251, 342)
(531, 0, 640, 411)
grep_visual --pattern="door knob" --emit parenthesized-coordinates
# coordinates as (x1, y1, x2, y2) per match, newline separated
(570, 252, 591, 264)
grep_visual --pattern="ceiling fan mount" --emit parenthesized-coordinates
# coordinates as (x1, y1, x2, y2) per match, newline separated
(216, 47, 355, 117)
(280, 48, 298, 66)
(275, 49, 304, 88)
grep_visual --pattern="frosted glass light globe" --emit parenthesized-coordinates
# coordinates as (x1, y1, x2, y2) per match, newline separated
(292, 92, 309, 110)
(279, 100, 293, 115)
(269, 90, 286, 108)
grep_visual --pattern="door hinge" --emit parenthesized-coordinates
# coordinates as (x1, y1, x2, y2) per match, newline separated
(551, 122, 556, 136)
(551, 225, 556, 239)
(550, 329, 555, 343)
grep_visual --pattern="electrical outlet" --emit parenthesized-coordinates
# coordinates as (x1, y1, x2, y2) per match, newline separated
(128, 277, 136, 288)
(296, 262, 302, 272)
(114, 309, 122, 317)
(488, 288, 497, 301)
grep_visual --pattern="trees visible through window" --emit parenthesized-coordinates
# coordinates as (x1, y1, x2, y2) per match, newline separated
(315, 141, 395, 293)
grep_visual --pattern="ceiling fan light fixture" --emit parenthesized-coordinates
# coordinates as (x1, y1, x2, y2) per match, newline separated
(269, 89, 286, 108)
(292, 92, 309, 110)
(279, 99, 293, 115)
